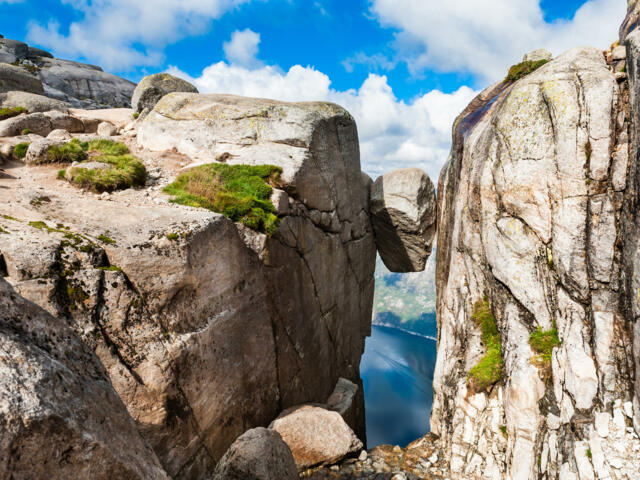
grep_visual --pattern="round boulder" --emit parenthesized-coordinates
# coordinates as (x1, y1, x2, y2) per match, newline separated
(0, 112, 51, 137)
(97, 121, 118, 137)
(47, 129, 72, 141)
(131, 73, 198, 113)
(213, 427, 298, 480)
(269, 405, 363, 470)
(370, 167, 437, 273)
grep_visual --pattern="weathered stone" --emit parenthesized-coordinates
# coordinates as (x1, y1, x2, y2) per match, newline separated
(0, 62, 44, 95)
(613, 45, 628, 61)
(97, 121, 117, 136)
(131, 73, 198, 113)
(523, 48, 552, 63)
(0, 91, 70, 113)
(47, 128, 72, 141)
(0, 112, 51, 137)
(370, 168, 437, 273)
(44, 110, 84, 133)
(213, 428, 298, 480)
(0, 279, 168, 480)
(432, 45, 634, 480)
(269, 405, 363, 470)
(27, 46, 53, 59)
(37, 57, 135, 108)
(24, 138, 61, 165)
(0, 38, 28, 64)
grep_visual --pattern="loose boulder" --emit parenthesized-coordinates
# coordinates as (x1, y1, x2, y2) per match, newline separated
(213, 428, 298, 480)
(370, 168, 437, 272)
(131, 73, 198, 113)
(0, 63, 44, 95)
(269, 405, 363, 470)
(44, 110, 84, 133)
(97, 121, 117, 136)
(0, 91, 70, 113)
(47, 129, 72, 141)
(523, 48, 553, 63)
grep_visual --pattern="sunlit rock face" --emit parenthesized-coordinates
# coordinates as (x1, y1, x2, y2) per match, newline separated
(0, 95, 375, 478)
(433, 41, 640, 479)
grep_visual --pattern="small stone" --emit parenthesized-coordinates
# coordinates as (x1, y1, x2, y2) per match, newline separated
(428, 453, 438, 464)
(329, 465, 339, 471)
(392, 445, 402, 453)
(100, 192, 110, 201)
(523, 48, 552, 62)
(624, 401, 633, 418)
(97, 121, 118, 137)
(616, 72, 628, 81)
(391, 474, 406, 480)
(358, 450, 367, 461)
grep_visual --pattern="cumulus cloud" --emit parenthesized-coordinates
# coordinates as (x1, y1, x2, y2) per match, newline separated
(223, 29, 262, 68)
(26, 0, 250, 71)
(370, 0, 626, 82)
(168, 35, 476, 179)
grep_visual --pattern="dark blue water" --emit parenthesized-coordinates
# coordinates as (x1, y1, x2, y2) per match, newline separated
(360, 325, 437, 448)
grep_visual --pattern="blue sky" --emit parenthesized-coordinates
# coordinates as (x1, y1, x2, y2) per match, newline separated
(0, 0, 627, 177)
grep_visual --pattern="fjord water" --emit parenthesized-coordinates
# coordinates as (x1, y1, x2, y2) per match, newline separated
(360, 322, 438, 448)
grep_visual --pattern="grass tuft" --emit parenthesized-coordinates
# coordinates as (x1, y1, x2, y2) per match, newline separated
(163, 163, 283, 235)
(0, 106, 27, 121)
(60, 139, 146, 192)
(97, 234, 116, 245)
(21, 128, 31, 135)
(506, 59, 549, 82)
(45, 138, 88, 163)
(468, 298, 503, 393)
(13, 142, 29, 159)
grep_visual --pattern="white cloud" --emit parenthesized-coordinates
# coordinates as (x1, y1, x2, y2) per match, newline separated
(223, 29, 262, 68)
(26, 0, 251, 71)
(167, 34, 476, 179)
(370, 0, 626, 82)
(342, 52, 397, 73)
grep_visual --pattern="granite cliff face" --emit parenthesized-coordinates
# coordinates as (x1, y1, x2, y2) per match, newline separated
(0, 93, 379, 478)
(431, 13, 640, 480)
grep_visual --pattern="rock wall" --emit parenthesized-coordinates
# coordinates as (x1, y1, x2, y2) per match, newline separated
(433, 43, 640, 479)
(0, 95, 375, 479)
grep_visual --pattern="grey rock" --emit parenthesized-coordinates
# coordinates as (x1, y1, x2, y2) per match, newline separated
(37, 57, 135, 108)
(27, 46, 53, 59)
(0, 38, 28, 64)
(0, 278, 168, 480)
(613, 45, 627, 60)
(0, 62, 44, 94)
(97, 121, 117, 136)
(0, 112, 51, 137)
(46, 128, 72, 141)
(44, 110, 84, 133)
(24, 138, 62, 165)
(370, 168, 437, 273)
(0, 91, 70, 113)
(523, 48, 553, 63)
(131, 73, 198, 113)
(269, 405, 363, 470)
(213, 428, 298, 480)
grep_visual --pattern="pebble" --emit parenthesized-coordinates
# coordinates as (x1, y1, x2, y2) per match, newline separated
(392, 445, 402, 453)
(358, 450, 368, 461)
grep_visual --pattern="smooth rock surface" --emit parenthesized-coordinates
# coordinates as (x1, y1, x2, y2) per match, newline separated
(0, 91, 70, 113)
(270, 405, 363, 470)
(0, 62, 44, 94)
(0, 112, 52, 137)
(370, 168, 437, 272)
(213, 428, 298, 480)
(523, 48, 552, 62)
(97, 121, 117, 136)
(131, 73, 198, 113)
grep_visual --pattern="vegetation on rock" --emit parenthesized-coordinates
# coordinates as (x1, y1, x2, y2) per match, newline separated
(45, 138, 88, 163)
(529, 326, 561, 373)
(163, 163, 283, 235)
(59, 139, 146, 192)
(468, 299, 503, 392)
(0, 106, 27, 121)
(506, 59, 549, 82)
(13, 142, 29, 159)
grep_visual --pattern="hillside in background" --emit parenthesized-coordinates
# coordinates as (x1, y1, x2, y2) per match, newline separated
(372, 249, 437, 339)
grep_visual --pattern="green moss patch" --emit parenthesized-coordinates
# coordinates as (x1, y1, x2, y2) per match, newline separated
(0, 106, 27, 121)
(506, 60, 549, 82)
(13, 142, 29, 159)
(530, 326, 561, 372)
(59, 139, 146, 192)
(468, 299, 503, 393)
(163, 163, 282, 235)
(97, 234, 116, 245)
